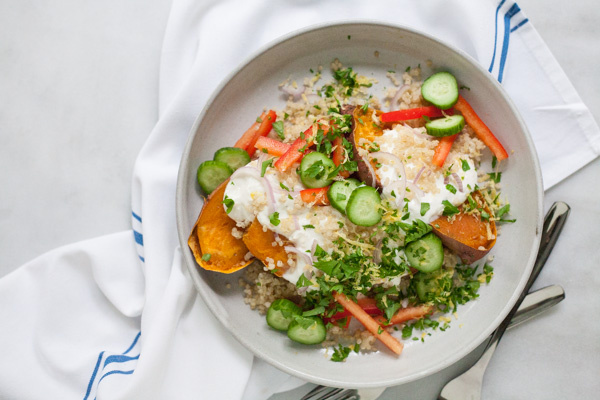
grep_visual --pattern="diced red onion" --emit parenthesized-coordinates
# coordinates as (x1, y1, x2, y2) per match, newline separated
(284, 246, 313, 267)
(413, 166, 425, 185)
(451, 172, 464, 192)
(403, 123, 432, 140)
(293, 215, 300, 231)
(389, 84, 409, 111)
(261, 176, 277, 214)
(279, 83, 304, 101)
(388, 181, 406, 209)
(407, 181, 424, 199)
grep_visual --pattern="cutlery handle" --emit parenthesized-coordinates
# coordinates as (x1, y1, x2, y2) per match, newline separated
(486, 201, 570, 350)
(508, 284, 564, 329)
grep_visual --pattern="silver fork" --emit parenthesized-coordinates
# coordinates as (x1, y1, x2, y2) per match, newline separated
(301, 282, 566, 400)
(438, 201, 570, 400)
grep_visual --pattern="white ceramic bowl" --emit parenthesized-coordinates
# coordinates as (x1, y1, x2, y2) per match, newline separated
(176, 22, 543, 388)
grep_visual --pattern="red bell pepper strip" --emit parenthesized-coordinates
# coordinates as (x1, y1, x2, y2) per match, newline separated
(299, 187, 330, 206)
(333, 292, 403, 356)
(432, 134, 459, 168)
(254, 136, 291, 157)
(234, 110, 277, 157)
(454, 95, 509, 161)
(274, 122, 330, 172)
(274, 125, 314, 172)
(381, 106, 453, 123)
(328, 297, 382, 321)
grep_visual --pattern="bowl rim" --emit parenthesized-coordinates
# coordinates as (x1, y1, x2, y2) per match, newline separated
(175, 20, 544, 388)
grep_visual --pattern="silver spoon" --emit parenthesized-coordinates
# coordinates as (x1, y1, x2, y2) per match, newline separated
(438, 201, 570, 400)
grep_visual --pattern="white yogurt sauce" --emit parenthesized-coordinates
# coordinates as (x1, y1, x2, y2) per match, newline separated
(377, 128, 479, 224)
(223, 161, 325, 285)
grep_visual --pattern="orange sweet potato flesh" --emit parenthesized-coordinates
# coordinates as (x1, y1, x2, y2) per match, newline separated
(243, 219, 291, 277)
(431, 192, 497, 264)
(188, 180, 254, 274)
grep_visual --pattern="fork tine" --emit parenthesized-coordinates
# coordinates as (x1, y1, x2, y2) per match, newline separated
(300, 385, 359, 400)
(300, 385, 343, 400)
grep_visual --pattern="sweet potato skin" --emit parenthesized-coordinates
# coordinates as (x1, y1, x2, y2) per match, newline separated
(188, 180, 253, 273)
(431, 192, 497, 264)
(242, 219, 291, 277)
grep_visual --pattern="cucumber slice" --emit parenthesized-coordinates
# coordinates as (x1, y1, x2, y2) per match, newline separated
(214, 147, 251, 171)
(425, 115, 465, 137)
(404, 232, 444, 273)
(421, 71, 459, 109)
(413, 269, 446, 302)
(287, 316, 327, 345)
(266, 299, 301, 331)
(299, 152, 336, 188)
(327, 178, 360, 214)
(196, 160, 233, 194)
(346, 186, 382, 227)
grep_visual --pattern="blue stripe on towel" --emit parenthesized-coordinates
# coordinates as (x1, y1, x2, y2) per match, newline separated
(497, 3, 521, 82)
(98, 369, 135, 385)
(123, 331, 141, 354)
(510, 18, 529, 33)
(83, 351, 104, 400)
(488, 0, 507, 73)
(132, 211, 142, 223)
(103, 354, 140, 368)
(83, 332, 141, 400)
(133, 230, 144, 246)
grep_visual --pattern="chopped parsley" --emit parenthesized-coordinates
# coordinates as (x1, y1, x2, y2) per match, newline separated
(331, 344, 351, 362)
(296, 273, 312, 288)
(222, 195, 234, 214)
(261, 159, 273, 177)
(442, 200, 460, 217)
(461, 159, 470, 171)
(272, 120, 285, 140)
(488, 172, 502, 183)
(201, 253, 211, 262)
(269, 211, 280, 226)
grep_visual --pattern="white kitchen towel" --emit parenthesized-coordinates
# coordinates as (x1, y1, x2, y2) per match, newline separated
(1, 0, 598, 400)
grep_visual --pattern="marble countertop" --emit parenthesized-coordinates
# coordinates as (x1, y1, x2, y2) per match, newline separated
(1, 0, 598, 398)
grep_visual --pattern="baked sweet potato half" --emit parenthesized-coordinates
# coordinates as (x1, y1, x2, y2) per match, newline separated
(431, 191, 497, 264)
(243, 219, 291, 277)
(188, 180, 254, 273)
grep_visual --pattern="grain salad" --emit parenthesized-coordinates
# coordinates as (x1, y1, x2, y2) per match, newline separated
(188, 60, 513, 361)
